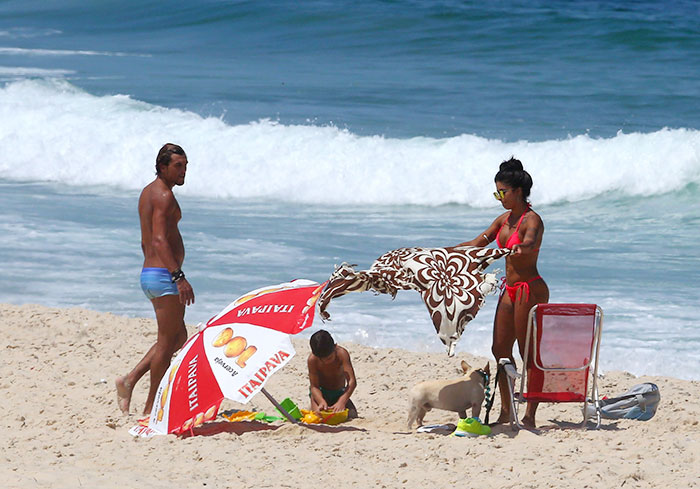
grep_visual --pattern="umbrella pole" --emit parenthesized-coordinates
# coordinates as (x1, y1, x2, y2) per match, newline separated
(260, 387, 299, 424)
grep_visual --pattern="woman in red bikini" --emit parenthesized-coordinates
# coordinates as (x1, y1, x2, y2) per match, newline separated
(458, 157, 548, 428)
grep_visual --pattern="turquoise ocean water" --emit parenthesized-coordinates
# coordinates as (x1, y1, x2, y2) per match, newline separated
(1, 1, 699, 379)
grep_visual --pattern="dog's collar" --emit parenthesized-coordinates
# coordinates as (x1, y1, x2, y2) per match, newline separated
(476, 368, 489, 385)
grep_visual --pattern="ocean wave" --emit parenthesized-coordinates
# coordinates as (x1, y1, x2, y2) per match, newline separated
(0, 27, 62, 39)
(0, 66, 75, 77)
(0, 47, 148, 57)
(1, 79, 698, 206)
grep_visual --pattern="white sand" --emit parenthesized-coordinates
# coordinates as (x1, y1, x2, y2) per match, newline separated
(2, 303, 698, 488)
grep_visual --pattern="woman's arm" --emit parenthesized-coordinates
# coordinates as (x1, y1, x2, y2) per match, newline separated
(512, 213, 544, 255)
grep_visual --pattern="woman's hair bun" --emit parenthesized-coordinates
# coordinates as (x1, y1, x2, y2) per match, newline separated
(495, 156, 532, 199)
(499, 157, 523, 172)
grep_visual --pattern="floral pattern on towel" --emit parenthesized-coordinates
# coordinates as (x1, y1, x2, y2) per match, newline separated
(318, 246, 511, 356)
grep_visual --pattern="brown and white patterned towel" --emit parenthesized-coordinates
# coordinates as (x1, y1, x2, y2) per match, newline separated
(318, 246, 511, 356)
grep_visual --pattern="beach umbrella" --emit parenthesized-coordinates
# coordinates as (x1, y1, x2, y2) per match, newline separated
(145, 279, 325, 435)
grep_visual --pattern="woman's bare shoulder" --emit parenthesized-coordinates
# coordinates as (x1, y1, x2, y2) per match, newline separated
(525, 209, 544, 228)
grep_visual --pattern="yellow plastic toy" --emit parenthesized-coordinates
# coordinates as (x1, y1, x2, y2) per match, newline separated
(300, 410, 321, 424)
(222, 410, 258, 422)
(300, 409, 349, 425)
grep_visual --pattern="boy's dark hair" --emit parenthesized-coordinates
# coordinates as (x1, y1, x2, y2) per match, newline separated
(310, 329, 335, 358)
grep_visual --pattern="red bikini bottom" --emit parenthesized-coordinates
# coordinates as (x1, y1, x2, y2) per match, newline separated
(503, 276, 542, 303)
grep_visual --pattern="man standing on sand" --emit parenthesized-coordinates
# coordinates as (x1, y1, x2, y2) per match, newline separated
(116, 143, 195, 415)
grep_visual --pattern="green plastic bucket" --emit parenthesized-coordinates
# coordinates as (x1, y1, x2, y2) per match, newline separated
(277, 397, 302, 420)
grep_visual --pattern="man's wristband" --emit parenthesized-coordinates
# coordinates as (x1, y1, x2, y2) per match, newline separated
(170, 269, 185, 283)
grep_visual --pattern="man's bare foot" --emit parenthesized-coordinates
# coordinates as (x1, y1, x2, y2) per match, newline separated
(489, 412, 512, 426)
(115, 376, 133, 414)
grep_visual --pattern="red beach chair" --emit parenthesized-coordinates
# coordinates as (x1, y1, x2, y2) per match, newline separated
(501, 303, 604, 429)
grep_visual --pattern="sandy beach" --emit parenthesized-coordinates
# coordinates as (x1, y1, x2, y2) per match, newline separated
(2, 303, 698, 489)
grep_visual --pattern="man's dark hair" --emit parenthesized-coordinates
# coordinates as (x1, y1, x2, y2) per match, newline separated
(310, 329, 335, 358)
(156, 143, 186, 175)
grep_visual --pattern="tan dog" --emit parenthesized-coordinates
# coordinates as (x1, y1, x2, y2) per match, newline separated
(407, 361, 490, 430)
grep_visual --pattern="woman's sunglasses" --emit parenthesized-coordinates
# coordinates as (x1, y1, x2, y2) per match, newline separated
(493, 189, 510, 201)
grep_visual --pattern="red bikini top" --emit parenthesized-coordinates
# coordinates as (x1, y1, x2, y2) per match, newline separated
(496, 209, 530, 249)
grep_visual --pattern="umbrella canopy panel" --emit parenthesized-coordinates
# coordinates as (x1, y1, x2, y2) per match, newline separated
(147, 279, 323, 435)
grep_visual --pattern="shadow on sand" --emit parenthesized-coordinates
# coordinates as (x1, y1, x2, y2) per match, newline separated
(179, 419, 367, 438)
(484, 419, 622, 437)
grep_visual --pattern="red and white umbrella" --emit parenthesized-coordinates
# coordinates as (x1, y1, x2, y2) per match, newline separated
(135, 279, 325, 436)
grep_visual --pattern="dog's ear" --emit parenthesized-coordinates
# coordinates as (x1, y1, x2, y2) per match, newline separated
(484, 362, 490, 375)
(460, 360, 471, 373)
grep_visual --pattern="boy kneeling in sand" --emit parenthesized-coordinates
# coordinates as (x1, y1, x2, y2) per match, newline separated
(308, 330, 358, 418)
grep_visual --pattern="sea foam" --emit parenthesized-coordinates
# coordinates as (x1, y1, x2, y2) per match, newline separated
(2, 79, 699, 207)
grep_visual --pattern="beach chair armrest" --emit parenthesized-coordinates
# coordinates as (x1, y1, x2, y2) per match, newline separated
(499, 358, 521, 379)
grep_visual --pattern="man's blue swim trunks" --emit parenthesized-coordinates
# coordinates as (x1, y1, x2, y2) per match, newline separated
(140, 267, 179, 300)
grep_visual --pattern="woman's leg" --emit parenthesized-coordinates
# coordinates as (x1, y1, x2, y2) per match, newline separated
(492, 293, 516, 424)
(513, 279, 549, 428)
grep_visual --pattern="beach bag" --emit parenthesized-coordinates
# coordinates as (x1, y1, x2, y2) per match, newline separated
(587, 383, 660, 421)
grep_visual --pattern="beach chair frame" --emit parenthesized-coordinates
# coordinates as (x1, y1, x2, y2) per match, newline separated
(504, 303, 603, 430)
